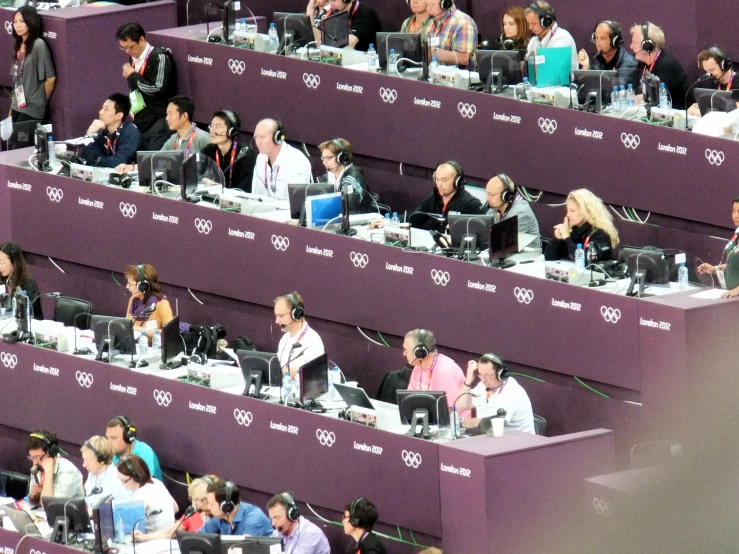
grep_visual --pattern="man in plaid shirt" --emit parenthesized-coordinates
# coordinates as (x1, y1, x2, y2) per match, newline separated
(425, 0, 478, 70)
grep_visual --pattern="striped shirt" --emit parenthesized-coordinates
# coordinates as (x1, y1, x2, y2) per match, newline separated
(429, 7, 478, 69)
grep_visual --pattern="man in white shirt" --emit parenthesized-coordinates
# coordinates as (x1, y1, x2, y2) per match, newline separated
(251, 119, 312, 200)
(274, 291, 324, 378)
(456, 352, 535, 433)
(525, 1, 577, 71)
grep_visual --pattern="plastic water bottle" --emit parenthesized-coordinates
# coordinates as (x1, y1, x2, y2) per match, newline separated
(391, 211, 400, 226)
(575, 244, 585, 271)
(137, 332, 148, 358)
(659, 82, 669, 109)
(114, 513, 125, 544)
(612, 86, 620, 111)
(282, 370, 295, 403)
(388, 49, 399, 75)
(429, 55, 439, 76)
(151, 330, 162, 357)
(678, 263, 689, 290)
(268, 23, 279, 51)
(626, 83, 635, 107)
(522, 77, 533, 101)
(328, 366, 341, 397)
(618, 85, 626, 110)
(22, 496, 30, 511)
(47, 134, 55, 163)
(367, 43, 378, 72)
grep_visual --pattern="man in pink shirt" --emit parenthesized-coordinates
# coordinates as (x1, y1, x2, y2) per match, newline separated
(403, 329, 470, 418)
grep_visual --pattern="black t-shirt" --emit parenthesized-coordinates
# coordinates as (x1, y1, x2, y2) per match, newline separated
(348, 2, 382, 52)
(4, 276, 43, 320)
(347, 532, 387, 554)
(643, 49, 691, 109)
(201, 143, 257, 191)
(543, 222, 613, 262)
(412, 186, 485, 232)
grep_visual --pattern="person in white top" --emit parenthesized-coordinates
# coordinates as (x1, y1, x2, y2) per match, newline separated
(525, 1, 577, 71)
(116, 454, 177, 533)
(456, 352, 535, 434)
(81, 436, 133, 509)
(274, 291, 324, 378)
(251, 118, 312, 200)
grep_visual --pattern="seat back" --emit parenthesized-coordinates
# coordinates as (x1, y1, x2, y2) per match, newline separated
(533, 414, 547, 436)
(0, 470, 30, 500)
(53, 296, 93, 328)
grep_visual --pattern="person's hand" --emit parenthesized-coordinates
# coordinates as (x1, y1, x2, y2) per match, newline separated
(466, 360, 478, 383)
(461, 417, 480, 428)
(116, 164, 133, 174)
(40, 456, 55, 474)
(122, 63, 135, 79)
(201, 178, 215, 184)
(132, 530, 149, 542)
(553, 217, 571, 240)
(577, 49, 590, 69)
(29, 482, 42, 499)
(367, 216, 385, 229)
(439, 234, 452, 248)
(697, 263, 715, 275)
(721, 287, 739, 298)
(86, 119, 105, 136)
(687, 103, 701, 117)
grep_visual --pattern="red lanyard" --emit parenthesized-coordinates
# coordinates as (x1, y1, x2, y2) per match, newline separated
(175, 126, 197, 159)
(280, 324, 310, 361)
(583, 235, 591, 249)
(421, 354, 440, 390)
(132, 45, 153, 76)
(486, 384, 505, 401)
(105, 133, 118, 155)
(433, 7, 456, 39)
(725, 73, 735, 91)
(642, 51, 661, 77)
(215, 140, 238, 184)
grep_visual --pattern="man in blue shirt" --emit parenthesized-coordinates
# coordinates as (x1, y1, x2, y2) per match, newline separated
(200, 479, 272, 536)
(106, 416, 163, 481)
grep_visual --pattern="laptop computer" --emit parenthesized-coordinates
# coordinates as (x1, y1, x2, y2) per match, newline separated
(334, 383, 400, 429)
(2, 505, 43, 536)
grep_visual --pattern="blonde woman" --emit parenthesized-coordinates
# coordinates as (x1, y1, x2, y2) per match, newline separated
(544, 189, 619, 262)
(81, 436, 133, 508)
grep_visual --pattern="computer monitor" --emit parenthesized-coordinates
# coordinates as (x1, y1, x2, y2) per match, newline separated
(42, 496, 92, 544)
(396, 390, 450, 439)
(376, 32, 423, 70)
(181, 152, 202, 200)
(237, 350, 280, 396)
(477, 50, 525, 93)
(321, 10, 349, 48)
(642, 72, 661, 112)
(91, 495, 115, 554)
(161, 315, 183, 369)
(222, 0, 236, 45)
(299, 352, 329, 406)
(288, 183, 334, 220)
(619, 246, 670, 297)
(12, 287, 30, 338)
(333, 383, 375, 410)
(137, 150, 185, 189)
(34, 123, 49, 171)
(489, 215, 519, 269)
(90, 315, 134, 362)
(694, 88, 737, 116)
(448, 214, 493, 256)
(177, 531, 221, 554)
(273, 12, 313, 54)
(573, 69, 618, 113)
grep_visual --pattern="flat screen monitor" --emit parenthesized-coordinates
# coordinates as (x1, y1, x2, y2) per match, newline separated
(181, 152, 202, 200)
(642, 72, 661, 110)
(90, 315, 134, 361)
(137, 150, 185, 189)
(8, 119, 40, 150)
(299, 352, 329, 404)
(287, 182, 334, 220)
(222, 0, 236, 45)
(42, 496, 92, 543)
(376, 32, 422, 70)
(396, 389, 450, 426)
(274, 12, 313, 54)
(489, 215, 519, 269)
(12, 288, 29, 336)
(477, 50, 525, 93)
(177, 531, 221, 554)
(161, 315, 183, 369)
(92, 495, 115, 554)
(694, 88, 737, 116)
(573, 69, 618, 112)
(34, 123, 49, 171)
(619, 246, 670, 296)
(448, 214, 493, 251)
(334, 383, 375, 410)
(321, 10, 349, 48)
(220, 537, 284, 554)
(237, 350, 281, 396)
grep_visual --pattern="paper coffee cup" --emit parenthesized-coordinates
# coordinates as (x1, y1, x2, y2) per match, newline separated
(492, 417, 505, 437)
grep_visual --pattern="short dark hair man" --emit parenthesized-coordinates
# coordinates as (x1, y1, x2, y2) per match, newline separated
(105, 415, 162, 481)
(577, 20, 639, 89)
(199, 479, 272, 536)
(342, 498, 387, 553)
(688, 47, 739, 117)
(325, 0, 382, 52)
(116, 22, 176, 150)
(82, 93, 142, 167)
(27, 430, 84, 504)
(267, 492, 330, 553)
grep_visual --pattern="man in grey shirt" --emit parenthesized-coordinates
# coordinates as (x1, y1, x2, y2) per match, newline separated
(486, 173, 541, 249)
(27, 430, 84, 505)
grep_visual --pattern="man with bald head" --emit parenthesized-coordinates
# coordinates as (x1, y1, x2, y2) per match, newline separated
(577, 20, 639, 89)
(251, 118, 312, 200)
(485, 173, 540, 249)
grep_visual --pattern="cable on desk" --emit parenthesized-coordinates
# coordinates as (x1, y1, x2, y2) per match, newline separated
(608, 205, 628, 221)
(301, 143, 310, 157)
(574, 376, 610, 398)
(357, 326, 385, 347)
(187, 288, 204, 305)
(47, 257, 66, 274)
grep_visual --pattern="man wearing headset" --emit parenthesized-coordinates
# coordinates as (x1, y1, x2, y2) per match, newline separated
(105, 416, 163, 481)
(485, 173, 541, 250)
(82, 93, 142, 168)
(525, 1, 577, 71)
(577, 20, 639, 89)
(267, 492, 330, 554)
(201, 109, 257, 190)
(403, 329, 469, 417)
(274, 291, 325, 379)
(27, 430, 84, 505)
(411, 161, 485, 233)
(252, 118, 312, 201)
(200, 479, 272, 536)
(687, 47, 739, 117)
(456, 353, 535, 433)
(324, 0, 382, 52)
(629, 23, 690, 109)
(425, 0, 478, 69)
(342, 497, 387, 553)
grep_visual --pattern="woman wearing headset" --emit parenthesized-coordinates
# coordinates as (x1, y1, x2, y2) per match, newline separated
(342, 498, 387, 553)
(317, 138, 377, 213)
(201, 109, 257, 190)
(500, 6, 529, 50)
(124, 264, 173, 340)
(0, 242, 43, 319)
(698, 196, 739, 298)
(80, 436, 132, 508)
(116, 455, 176, 533)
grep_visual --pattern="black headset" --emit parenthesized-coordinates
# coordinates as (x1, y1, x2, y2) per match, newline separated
(136, 264, 151, 293)
(332, 138, 349, 165)
(285, 292, 304, 321)
(709, 46, 733, 72)
(220, 109, 240, 139)
(497, 173, 515, 204)
(220, 480, 236, 514)
(591, 20, 623, 49)
(641, 24, 655, 53)
(272, 120, 285, 145)
(433, 160, 465, 190)
(121, 455, 141, 483)
(115, 415, 137, 444)
(440, 0, 453, 11)
(29, 431, 59, 458)
(529, 2, 555, 29)
(479, 352, 510, 382)
(348, 497, 364, 527)
(200, 474, 215, 487)
(281, 492, 301, 521)
(413, 328, 431, 360)
(84, 440, 107, 465)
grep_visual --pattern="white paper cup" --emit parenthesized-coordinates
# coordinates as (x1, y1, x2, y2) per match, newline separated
(492, 417, 505, 437)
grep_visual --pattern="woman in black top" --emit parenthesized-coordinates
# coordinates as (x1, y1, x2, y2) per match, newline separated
(201, 110, 257, 190)
(500, 6, 529, 50)
(342, 498, 386, 554)
(544, 189, 619, 262)
(698, 196, 739, 297)
(318, 138, 376, 214)
(0, 242, 43, 319)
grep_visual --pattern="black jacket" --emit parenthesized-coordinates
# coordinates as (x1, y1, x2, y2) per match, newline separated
(318, 165, 376, 213)
(347, 532, 387, 554)
(412, 185, 485, 232)
(4, 276, 43, 320)
(201, 143, 257, 191)
(82, 122, 142, 168)
(544, 222, 613, 262)
(644, 49, 690, 109)
(590, 47, 640, 90)
(375, 366, 412, 404)
(126, 45, 176, 134)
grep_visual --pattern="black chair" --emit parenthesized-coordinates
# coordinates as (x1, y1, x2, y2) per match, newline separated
(0, 470, 30, 500)
(53, 296, 93, 328)
(533, 414, 547, 436)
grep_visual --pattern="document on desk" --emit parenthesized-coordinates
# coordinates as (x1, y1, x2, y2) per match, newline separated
(690, 289, 726, 299)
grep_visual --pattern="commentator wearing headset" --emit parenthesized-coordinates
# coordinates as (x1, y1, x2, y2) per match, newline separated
(27, 430, 84, 505)
(82, 93, 142, 168)
(499, 6, 529, 50)
(200, 109, 257, 190)
(116, 454, 176, 533)
(317, 138, 376, 213)
(274, 291, 325, 378)
(403, 329, 469, 417)
(525, 1, 577, 70)
(485, 173, 541, 249)
(400, 0, 430, 35)
(252, 118, 312, 201)
(106, 415, 163, 481)
(544, 189, 619, 262)
(80, 435, 132, 508)
(411, 160, 485, 232)
(425, 0, 478, 69)
(342, 497, 387, 554)
(124, 264, 174, 341)
(199, 478, 272, 536)
(577, 20, 639, 89)
(323, 0, 382, 52)
(698, 196, 739, 298)
(0, 242, 43, 319)
(267, 491, 330, 554)
(687, 47, 739, 117)
(456, 353, 534, 433)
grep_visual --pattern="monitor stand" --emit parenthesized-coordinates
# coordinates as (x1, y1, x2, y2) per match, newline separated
(299, 399, 327, 413)
(490, 257, 516, 269)
(408, 408, 431, 440)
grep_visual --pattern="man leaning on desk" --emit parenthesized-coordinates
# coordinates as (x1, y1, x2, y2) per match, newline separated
(81, 93, 141, 168)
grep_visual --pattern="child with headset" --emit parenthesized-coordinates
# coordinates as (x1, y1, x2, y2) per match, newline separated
(27, 430, 84, 504)
(116, 454, 176, 533)
(124, 263, 174, 341)
(80, 435, 133, 508)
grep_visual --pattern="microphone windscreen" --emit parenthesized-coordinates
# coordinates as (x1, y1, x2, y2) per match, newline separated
(280, 324, 287, 330)
(292, 342, 302, 348)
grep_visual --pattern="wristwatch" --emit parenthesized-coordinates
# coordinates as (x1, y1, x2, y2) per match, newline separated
(433, 47, 440, 56)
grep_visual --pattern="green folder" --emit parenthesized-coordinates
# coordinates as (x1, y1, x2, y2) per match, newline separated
(527, 46, 572, 87)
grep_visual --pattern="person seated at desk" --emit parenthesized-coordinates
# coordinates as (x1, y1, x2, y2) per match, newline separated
(0, 242, 43, 319)
(106, 415, 163, 481)
(698, 196, 739, 298)
(135, 475, 218, 540)
(199, 479, 272, 536)
(267, 492, 330, 554)
(485, 173, 541, 249)
(27, 430, 84, 506)
(116, 455, 176, 533)
(577, 20, 639, 89)
(525, 1, 577, 71)
(544, 189, 619, 262)
(317, 138, 376, 213)
(252, 118, 312, 200)
(411, 160, 485, 232)
(124, 264, 174, 341)
(499, 6, 529, 50)
(403, 328, 469, 417)
(687, 47, 739, 117)
(115, 96, 211, 174)
(324, 0, 382, 52)
(200, 109, 256, 191)
(401, 0, 431, 35)
(81, 435, 132, 508)
(628, 23, 690, 109)
(456, 353, 535, 433)
(425, 0, 477, 69)
(81, 93, 142, 168)
(342, 497, 387, 554)
(274, 291, 324, 379)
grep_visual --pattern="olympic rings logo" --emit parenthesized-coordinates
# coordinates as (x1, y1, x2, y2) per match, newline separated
(46, 186, 63, 202)
(537, 117, 558, 134)
(228, 59, 245, 74)
(153, 389, 172, 407)
(401, 450, 422, 468)
(379, 87, 398, 103)
(593, 497, 612, 516)
(119, 202, 137, 218)
(350, 252, 369, 268)
(1, 352, 18, 368)
(234, 409, 253, 426)
(600, 306, 621, 323)
(75, 371, 93, 388)
(513, 287, 534, 304)
(705, 149, 725, 166)
(271, 234, 290, 251)
(457, 102, 477, 119)
(194, 218, 213, 234)
(315, 429, 335, 447)
(620, 133, 641, 149)
(303, 73, 321, 88)
(430, 269, 450, 286)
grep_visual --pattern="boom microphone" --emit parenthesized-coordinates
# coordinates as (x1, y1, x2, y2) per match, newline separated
(169, 506, 197, 554)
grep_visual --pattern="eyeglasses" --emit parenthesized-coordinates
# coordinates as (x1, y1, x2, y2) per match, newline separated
(27, 453, 47, 463)
(486, 190, 504, 197)
(208, 124, 227, 131)
(275, 312, 290, 319)
(320, 155, 336, 162)
(479, 373, 497, 380)
(126, 281, 137, 288)
(191, 497, 207, 504)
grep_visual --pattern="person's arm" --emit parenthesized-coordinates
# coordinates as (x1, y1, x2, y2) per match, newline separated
(697, 263, 725, 274)
(456, 361, 478, 411)
(44, 77, 56, 100)
(39, 456, 56, 499)
(435, 18, 475, 67)
(306, 0, 322, 44)
(98, 126, 141, 168)
(578, 49, 590, 69)
(127, 50, 173, 100)
(133, 519, 180, 542)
